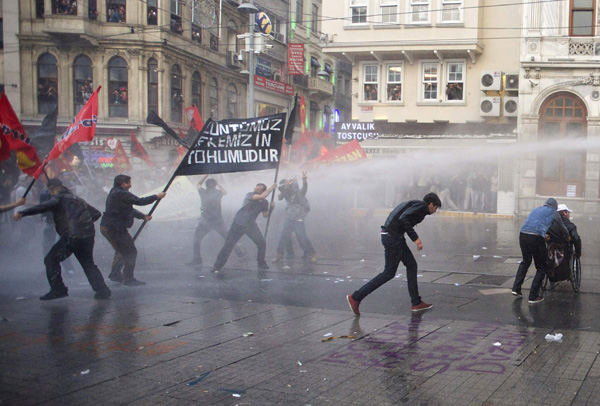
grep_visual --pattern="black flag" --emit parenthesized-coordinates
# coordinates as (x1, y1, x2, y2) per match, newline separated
(147, 110, 189, 148)
(174, 113, 287, 176)
(29, 106, 58, 158)
(284, 94, 298, 145)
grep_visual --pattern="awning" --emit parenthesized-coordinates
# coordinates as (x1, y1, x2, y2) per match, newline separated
(323, 105, 332, 114)
(310, 56, 321, 68)
(310, 101, 320, 111)
(324, 63, 334, 74)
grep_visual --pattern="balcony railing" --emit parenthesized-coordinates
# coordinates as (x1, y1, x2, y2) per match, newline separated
(308, 77, 333, 96)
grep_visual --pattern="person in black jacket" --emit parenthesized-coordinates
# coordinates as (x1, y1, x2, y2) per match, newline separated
(347, 192, 441, 315)
(14, 179, 110, 300)
(100, 174, 166, 286)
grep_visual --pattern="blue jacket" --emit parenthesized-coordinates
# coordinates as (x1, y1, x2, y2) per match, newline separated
(520, 198, 562, 237)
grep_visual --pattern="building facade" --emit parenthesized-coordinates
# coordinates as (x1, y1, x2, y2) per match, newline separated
(321, 0, 522, 214)
(517, 0, 600, 214)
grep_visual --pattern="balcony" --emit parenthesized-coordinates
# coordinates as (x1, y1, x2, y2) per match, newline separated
(42, 15, 101, 45)
(308, 77, 333, 97)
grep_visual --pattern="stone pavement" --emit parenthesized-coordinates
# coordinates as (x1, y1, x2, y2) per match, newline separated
(2, 213, 600, 405)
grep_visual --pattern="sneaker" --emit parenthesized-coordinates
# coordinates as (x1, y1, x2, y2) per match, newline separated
(94, 289, 111, 300)
(411, 301, 433, 312)
(210, 268, 221, 273)
(528, 297, 544, 304)
(108, 272, 123, 283)
(39, 290, 68, 301)
(258, 262, 269, 270)
(123, 278, 146, 286)
(511, 291, 522, 297)
(346, 294, 360, 316)
(272, 255, 284, 263)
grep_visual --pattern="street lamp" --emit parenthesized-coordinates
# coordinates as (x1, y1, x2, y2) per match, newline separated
(238, 2, 259, 118)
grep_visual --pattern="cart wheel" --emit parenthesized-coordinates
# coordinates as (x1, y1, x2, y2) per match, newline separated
(571, 256, 581, 292)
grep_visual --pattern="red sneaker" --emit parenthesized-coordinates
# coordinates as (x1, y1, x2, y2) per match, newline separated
(346, 294, 360, 316)
(411, 301, 433, 312)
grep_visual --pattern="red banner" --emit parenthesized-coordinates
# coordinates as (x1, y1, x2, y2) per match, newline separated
(254, 75, 294, 96)
(308, 140, 367, 167)
(130, 132, 155, 167)
(288, 43, 305, 75)
(185, 105, 204, 133)
(0, 93, 42, 176)
(112, 139, 131, 171)
(36, 86, 100, 177)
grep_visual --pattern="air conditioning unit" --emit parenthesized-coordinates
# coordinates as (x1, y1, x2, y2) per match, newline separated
(226, 51, 240, 69)
(505, 73, 519, 91)
(273, 32, 285, 43)
(503, 96, 518, 117)
(480, 96, 501, 116)
(480, 70, 502, 91)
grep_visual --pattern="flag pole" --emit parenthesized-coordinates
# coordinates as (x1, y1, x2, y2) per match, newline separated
(21, 160, 49, 198)
(131, 132, 198, 241)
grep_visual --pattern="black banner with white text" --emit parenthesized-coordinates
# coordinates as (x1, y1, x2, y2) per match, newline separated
(174, 113, 286, 176)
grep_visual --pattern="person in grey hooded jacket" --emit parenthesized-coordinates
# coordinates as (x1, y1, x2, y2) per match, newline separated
(512, 198, 569, 303)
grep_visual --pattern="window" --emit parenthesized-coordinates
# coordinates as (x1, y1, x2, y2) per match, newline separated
(191, 71, 202, 111)
(148, 58, 159, 114)
(311, 4, 318, 33)
(210, 78, 219, 120)
(227, 21, 238, 53)
(147, 0, 157, 25)
(107, 0, 126, 22)
(386, 64, 402, 101)
(441, 0, 462, 23)
(570, 0, 595, 36)
(380, 0, 398, 24)
(192, 2, 202, 42)
(36, 0, 45, 18)
(89, 0, 98, 19)
(53, 0, 77, 15)
(227, 84, 238, 119)
(410, 0, 429, 23)
(171, 0, 183, 33)
(37, 54, 58, 115)
(421, 62, 439, 101)
(73, 55, 93, 114)
(296, 0, 304, 25)
(171, 65, 183, 122)
(445, 62, 464, 101)
(363, 64, 378, 102)
(351, 0, 368, 24)
(108, 56, 128, 117)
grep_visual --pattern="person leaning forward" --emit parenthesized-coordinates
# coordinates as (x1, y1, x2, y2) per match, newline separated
(14, 178, 111, 300)
(347, 192, 442, 315)
(100, 174, 166, 286)
(511, 198, 569, 303)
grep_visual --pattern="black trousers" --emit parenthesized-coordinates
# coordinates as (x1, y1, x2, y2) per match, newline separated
(512, 232, 548, 300)
(44, 236, 108, 293)
(214, 222, 265, 269)
(352, 233, 421, 306)
(100, 226, 137, 280)
(191, 217, 244, 261)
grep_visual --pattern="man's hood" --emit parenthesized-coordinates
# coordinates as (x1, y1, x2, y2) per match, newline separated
(544, 198, 558, 210)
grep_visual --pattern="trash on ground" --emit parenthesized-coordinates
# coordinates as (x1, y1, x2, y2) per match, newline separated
(297, 360, 303, 366)
(455, 283, 461, 286)
(80, 369, 90, 375)
(360, 259, 365, 262)
(482, 247, 488, 249)
(473, 255, 481, 259)
(282, 266, 290, 270)
(15, 297, 25, 300)
(545, 333, 563, 342)
(493, 342, 501, 346)
(323, 333, 332, 337)
(187, 372, 210, 386)
(243, 332, 253, 337)
(321, 335, 356, 342)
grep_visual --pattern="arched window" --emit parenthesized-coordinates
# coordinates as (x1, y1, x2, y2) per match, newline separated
(537, 92, 587, 197)
(191, 71, 201, 111)
(226, 84, 237, 119)
(37, 54, 58, 114)
(170, 65, 183, 122)
(73, 55, 93, 114)
(147, 58, 158, 115)
(210, 78, 218, 120)
(108, 56, 128, 117)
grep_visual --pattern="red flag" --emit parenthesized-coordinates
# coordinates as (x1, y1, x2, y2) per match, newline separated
(130, 132, 155, 167)
(0, 93, 42, 176)
(111, 139, 131, 171)
(36, 86, 101, 177)
(306, 139, 367, 169)
(185, 105, 204, 132)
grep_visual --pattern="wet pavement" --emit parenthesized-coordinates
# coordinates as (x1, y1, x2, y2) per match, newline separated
(2, 211, 600, 405)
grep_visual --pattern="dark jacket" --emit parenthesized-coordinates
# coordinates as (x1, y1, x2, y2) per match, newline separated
(101, 187, 158, 229)
(549, 216, 582, 257)
(20, 188, 100, 239)
(382, 200, 430, 241)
